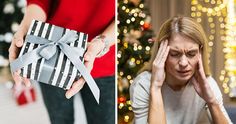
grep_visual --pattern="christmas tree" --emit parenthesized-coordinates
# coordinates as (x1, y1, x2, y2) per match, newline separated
(0, 0, 25, 66)
(118, 0, 154, 123)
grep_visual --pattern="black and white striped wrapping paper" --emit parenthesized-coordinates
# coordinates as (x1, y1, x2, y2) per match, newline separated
(18, 20, 87, 89)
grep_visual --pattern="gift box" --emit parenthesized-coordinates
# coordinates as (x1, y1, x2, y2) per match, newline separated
(10, 20, 100, 103)
(13, 84, 36, 106)
(17, 20, 87, 90)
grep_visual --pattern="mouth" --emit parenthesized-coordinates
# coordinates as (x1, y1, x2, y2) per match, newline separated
(177, 70, 191, 76)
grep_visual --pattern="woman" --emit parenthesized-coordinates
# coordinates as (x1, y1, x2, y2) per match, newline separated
(130, 16, 232, 124)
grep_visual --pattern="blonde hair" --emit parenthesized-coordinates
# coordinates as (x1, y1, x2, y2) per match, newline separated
(140, 16, 211, 76)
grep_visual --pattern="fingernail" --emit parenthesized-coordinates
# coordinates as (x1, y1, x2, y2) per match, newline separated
(16, 40, 22, 47)
(66, 93, 72, 99)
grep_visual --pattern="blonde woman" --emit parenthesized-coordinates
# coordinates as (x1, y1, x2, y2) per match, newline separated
(130, 17, 232, 124)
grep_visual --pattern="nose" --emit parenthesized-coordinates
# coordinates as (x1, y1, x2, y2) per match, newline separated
(178, 55, 188, 67)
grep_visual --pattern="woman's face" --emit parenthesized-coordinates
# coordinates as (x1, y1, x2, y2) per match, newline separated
(165, 34, 200, 84)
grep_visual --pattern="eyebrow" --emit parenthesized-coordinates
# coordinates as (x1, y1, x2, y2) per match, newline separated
(187, 49, 199, 52)
(169, 48, 199, 52)
(170, 46, 199, 50)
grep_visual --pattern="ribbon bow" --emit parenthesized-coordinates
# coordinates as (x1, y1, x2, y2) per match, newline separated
(10, 31, 100, 103)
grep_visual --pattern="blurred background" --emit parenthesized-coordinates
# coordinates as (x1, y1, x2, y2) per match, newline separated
(118, 0, 236, 123)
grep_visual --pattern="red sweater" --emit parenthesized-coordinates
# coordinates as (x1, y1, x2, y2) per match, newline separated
(27, 0, 115, 78)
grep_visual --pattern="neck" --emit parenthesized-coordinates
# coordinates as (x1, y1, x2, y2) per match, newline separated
(165, 74, 188, 91)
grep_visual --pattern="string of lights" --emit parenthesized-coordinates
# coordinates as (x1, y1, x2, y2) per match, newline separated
(191, 0, 236, 98)
(220, 0, 236, 97)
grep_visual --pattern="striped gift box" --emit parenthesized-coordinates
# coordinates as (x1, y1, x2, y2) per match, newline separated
(18, 20, 87, 89)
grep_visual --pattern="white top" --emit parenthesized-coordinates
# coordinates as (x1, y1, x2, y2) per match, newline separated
(130, 71, 232, 124)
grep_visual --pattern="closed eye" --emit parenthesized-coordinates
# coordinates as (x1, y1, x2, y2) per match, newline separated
(169, 51, 182, 57)
(186, 51, 197, 58)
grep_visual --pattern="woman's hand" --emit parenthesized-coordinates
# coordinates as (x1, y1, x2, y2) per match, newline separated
(9, 27, 31, 87)
(148, 40, 169, 124)
(65, 37, 105, 99)
(151, 40, 170, 89)
(66, 20, 115, 98)
(9, 4, 46, 87)
(191, 54, 217, 104)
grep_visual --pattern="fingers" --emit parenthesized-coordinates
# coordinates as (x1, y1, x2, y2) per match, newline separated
(84, 61, 93, 73)
(9, 31, 25, 62)
(84, 54, 95, 72)
(65, 78, 86, 99)
(14, 37, 24, 48)
(154, 40, 169, 65)
(160, 46, 170, 65)
(154, 40, 165, 62)
(84, 47, 96, 62)
(13, 31, 24, 47)
(84, 40, 102, 72)
(84, 50, 96, 72)
(192, 54, 207, 88)
(87, 37, 105, 57)
(197, 54, 206, 79)
(23, 77, 31, 87)
(158, 40, 168, 61)
(12, 70, 23, 86)
(65, 37, 104, 99)
(12, 70, 31, 87)
(198, 54, 204, 70)
(10, 32, 31, 87)
(9, 44, 21, 62)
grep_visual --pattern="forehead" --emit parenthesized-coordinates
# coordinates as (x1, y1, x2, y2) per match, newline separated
(168, 34, 199, 49)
